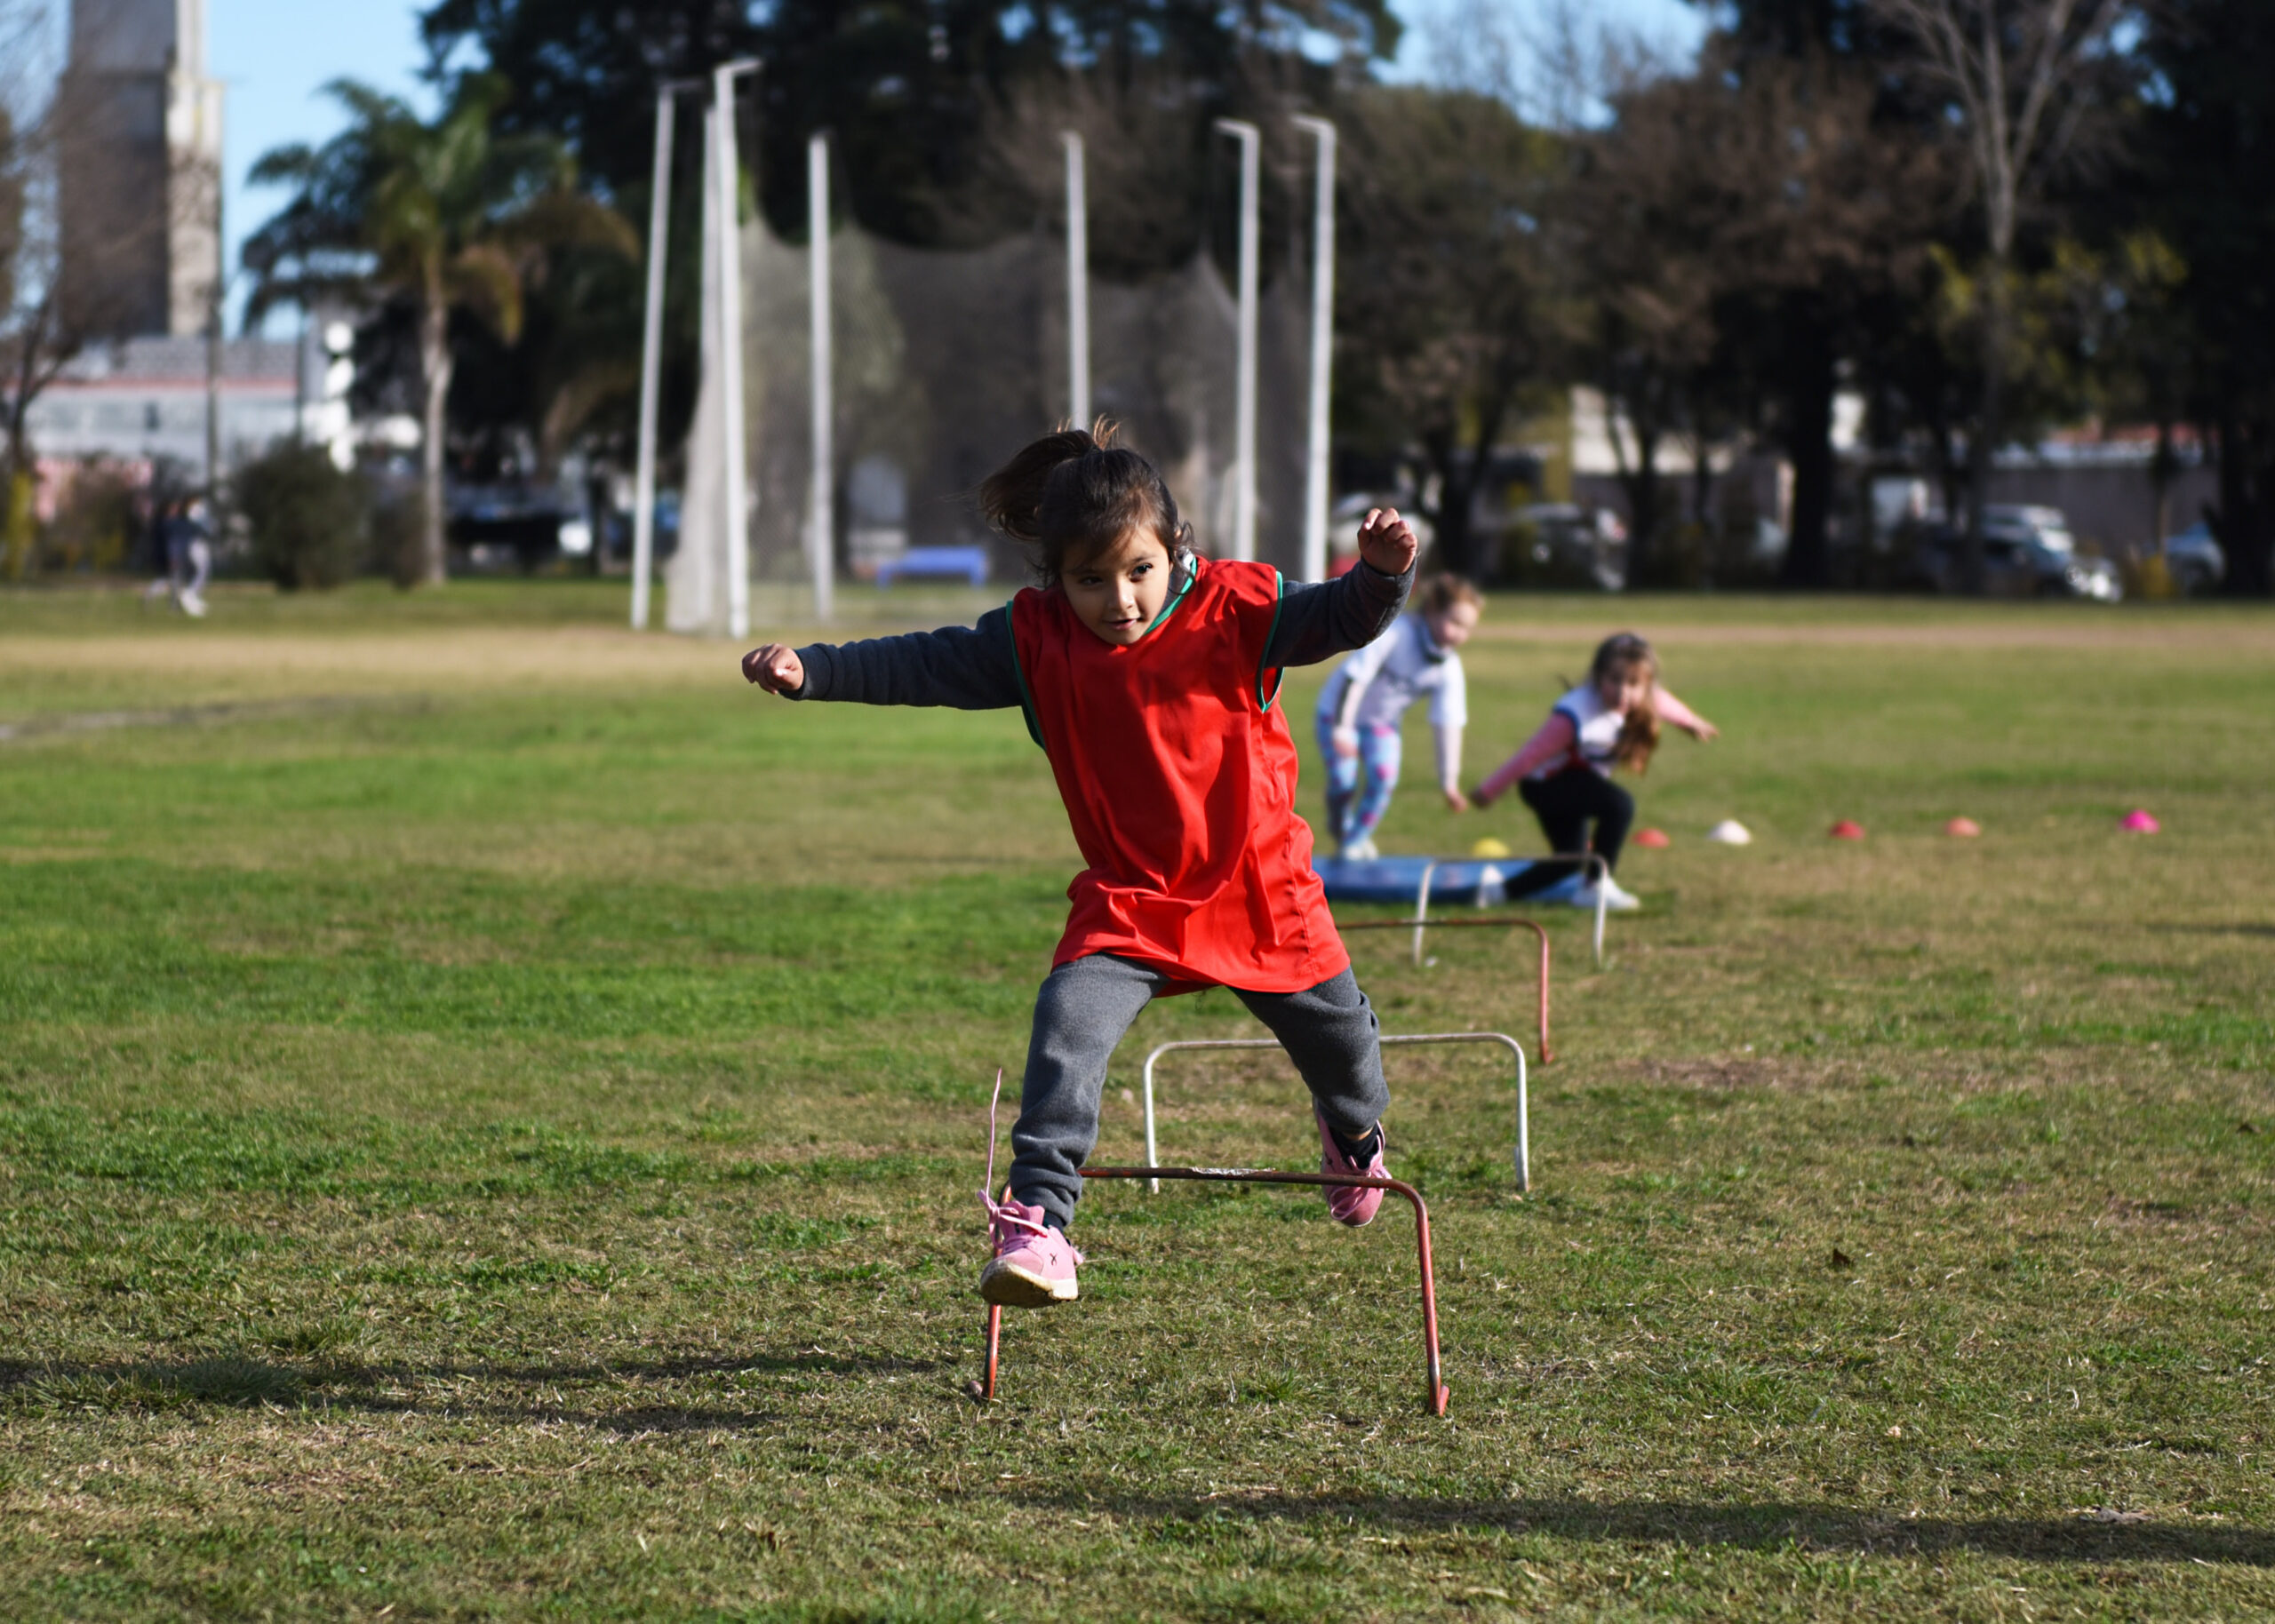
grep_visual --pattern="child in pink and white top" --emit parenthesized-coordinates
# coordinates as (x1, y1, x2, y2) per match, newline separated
(1468, 632, 1717, 912)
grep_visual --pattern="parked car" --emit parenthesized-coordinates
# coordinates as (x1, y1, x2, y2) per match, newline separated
(1505, 502, 1628, 592)
(2159, 520, 2226, 594)
(1913, 506, 2122, 601)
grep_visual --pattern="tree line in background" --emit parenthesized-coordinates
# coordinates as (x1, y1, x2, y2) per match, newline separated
(10, 0, 2271, 595)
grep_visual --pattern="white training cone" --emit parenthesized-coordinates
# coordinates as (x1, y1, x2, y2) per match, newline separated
(1704, 819, 1752, 846)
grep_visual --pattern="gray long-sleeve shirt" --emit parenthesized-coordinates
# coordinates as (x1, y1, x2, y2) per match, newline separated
(785, 559, 1413, 709)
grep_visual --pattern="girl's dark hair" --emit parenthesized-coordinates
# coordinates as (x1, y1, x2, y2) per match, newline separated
(978, 420, 1189, 582)
(1589, 632, 1662, 773)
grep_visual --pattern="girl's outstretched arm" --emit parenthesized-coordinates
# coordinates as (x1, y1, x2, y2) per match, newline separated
(1265, 559, 1412, 668)
(1471, 713, 1577, 806)
(741, 608, 1022, 709)
(1654, 684, 1720, 740)
(1263, 506, 1420, 668)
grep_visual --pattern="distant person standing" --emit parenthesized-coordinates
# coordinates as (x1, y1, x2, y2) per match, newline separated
(143, 498, 212, 617)
(178, 498, 213, 617)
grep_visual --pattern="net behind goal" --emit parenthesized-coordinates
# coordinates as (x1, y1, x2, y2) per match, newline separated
(669, 136, 1314, 633)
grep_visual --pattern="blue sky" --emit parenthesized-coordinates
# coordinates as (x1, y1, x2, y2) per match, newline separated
(204, 0, 1705, 331)
(212, 2, 432, 330)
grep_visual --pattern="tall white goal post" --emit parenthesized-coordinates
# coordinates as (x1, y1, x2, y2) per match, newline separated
(1212, 118, 1260, 565)
(1292, 115, 1336, 586)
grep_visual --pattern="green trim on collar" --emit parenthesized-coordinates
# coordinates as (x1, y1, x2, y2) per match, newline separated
(1002, 601, 1046, 750)
(1256, 569, 1286, 711)
(1143, 552, 1197, 636)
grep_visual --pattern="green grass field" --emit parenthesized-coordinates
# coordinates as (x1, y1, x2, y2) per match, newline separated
(3, 580, 2271, 1621)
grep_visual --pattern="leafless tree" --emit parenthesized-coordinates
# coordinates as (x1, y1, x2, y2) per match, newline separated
(1, 0, 204, 557)
(1870, 0, 2130, 582)
(0, 0, 68, 530)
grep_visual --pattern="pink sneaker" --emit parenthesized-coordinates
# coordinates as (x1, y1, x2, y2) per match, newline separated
(978, 1193, 1082, 1307)
(1317, 1111, 1387, 1227)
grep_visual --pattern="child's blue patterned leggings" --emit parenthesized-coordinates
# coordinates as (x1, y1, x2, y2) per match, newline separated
(1318, 716, 1402, 846)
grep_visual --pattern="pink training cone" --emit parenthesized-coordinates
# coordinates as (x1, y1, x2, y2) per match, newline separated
(1829, 820, 1866, 840)
(1945, 817, 1981, 838)
(1633, 827, 1670, 848)
(2121, 808, 2160, 833)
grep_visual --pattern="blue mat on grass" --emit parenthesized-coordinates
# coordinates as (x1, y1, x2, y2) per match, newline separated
(1313, 854, 1550, 908)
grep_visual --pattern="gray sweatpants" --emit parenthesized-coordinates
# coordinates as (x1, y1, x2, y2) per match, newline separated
(1007, 953, 1390, 1229)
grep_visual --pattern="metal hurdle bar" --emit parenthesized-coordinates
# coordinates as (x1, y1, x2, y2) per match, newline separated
(1141, 1032, 1529, 1194)
(1339, 913, 1553, 1063)
(1400, 852, 1610, 969)
(981, 1164, 1449, 1415)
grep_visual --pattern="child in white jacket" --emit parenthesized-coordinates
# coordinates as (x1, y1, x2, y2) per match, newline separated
(1314, 575, 1481, 859)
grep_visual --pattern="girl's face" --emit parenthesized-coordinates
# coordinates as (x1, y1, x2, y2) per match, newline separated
(1598, 663, 1652, 714)
(1062, 528, 1175, 645)
(1426, 600, 1480, 651)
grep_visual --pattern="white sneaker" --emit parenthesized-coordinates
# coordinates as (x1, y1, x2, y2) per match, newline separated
(1569, 880, 1640, 912)
(1340, 837, 1380, 862)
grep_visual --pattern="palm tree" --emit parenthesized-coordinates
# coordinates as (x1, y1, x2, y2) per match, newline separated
(244, 76, 635, 585)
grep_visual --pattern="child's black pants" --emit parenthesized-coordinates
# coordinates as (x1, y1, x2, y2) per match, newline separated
(1506, 766, 1633, 896)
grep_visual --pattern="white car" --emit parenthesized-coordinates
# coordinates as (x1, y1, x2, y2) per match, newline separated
(1982, 505, 2123, 602)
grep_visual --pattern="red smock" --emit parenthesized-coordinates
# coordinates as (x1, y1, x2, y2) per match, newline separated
(1007, 557, 1349, 994)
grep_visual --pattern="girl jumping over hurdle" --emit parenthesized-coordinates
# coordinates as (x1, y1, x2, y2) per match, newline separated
(741, 425, 1418, 1309)
(1468, 632, 1718, 912)
(1314, 574, 1481, 859)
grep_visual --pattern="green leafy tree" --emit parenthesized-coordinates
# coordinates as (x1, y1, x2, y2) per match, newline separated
(243, 76, 635, 585)
(1336, 85, 1575, 580)
(419, 0, 1400, 235)
(414, 1, 1400, 467)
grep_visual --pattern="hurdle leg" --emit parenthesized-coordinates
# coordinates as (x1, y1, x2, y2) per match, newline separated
(1590, 854, 1608, 967)
(1410, 861, 1437, 967)
(982, 1302, 1002, 1401)
(1404, 1186, 1450, 1415)
(1143, 1052, 1161, 1194)
(1513, 919, 1553, 1064)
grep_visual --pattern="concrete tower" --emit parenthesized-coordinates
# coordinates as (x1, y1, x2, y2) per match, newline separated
(58, 0, 225, 340)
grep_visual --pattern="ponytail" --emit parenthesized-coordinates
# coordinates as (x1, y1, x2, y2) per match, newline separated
(978, 419, 1189, 583)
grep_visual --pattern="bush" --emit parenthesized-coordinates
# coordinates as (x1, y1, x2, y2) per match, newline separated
(235, 443, 367, 590)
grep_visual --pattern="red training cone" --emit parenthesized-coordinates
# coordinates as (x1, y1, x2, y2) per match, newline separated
(2121, 808, 2160, 833)
(1633, 827, 1670, 849)
(1829, 820, 1866, 840)
(1945, 817, 1981, 838)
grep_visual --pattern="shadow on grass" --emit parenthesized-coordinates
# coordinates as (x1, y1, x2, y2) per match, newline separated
(1006, 1487, 2275, 1567)
(0, 1345, 947, 1434)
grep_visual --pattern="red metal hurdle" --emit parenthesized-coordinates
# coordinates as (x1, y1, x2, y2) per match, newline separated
(980, 1164, 1449, 1415)
(1141, 1032, 1531, 1193)
(1389, 853, 1610, 969)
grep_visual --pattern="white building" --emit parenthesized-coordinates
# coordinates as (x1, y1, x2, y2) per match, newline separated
(22, 335, 334, 475)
